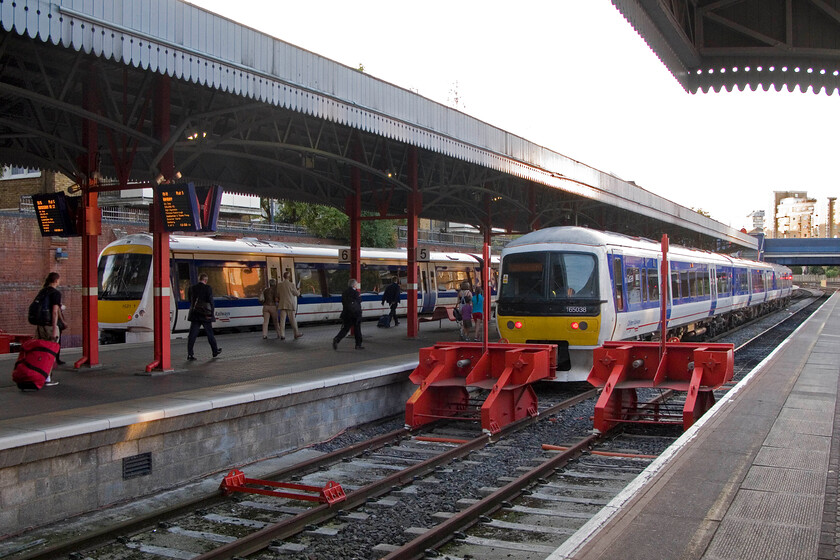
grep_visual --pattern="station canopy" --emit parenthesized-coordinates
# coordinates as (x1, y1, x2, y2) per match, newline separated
(614, 0, 840, 94)
(0, 1, 755, 249)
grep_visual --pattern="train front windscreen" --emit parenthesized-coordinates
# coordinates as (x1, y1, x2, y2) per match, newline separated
(98, 252, 152, 300)
(497, 251, 600, 316)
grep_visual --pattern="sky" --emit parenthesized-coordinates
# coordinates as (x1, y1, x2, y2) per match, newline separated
(189, 1, 840, 232)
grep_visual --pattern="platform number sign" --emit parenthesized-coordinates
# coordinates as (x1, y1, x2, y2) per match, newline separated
(339, 249, 352, 264)
(417, 248, 430, 262)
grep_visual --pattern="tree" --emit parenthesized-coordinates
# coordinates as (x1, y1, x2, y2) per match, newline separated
(826, 266, 840, 279)
(690, 207, 711, 218)
(276, 201, 399, 247)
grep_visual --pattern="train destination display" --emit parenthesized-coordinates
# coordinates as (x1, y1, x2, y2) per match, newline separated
(32, 192, 78, 236)
(156, 183, 200, 232)
(155, 183, 223, 232)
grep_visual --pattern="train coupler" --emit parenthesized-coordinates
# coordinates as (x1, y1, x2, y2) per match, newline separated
(219, 469, 346, 505)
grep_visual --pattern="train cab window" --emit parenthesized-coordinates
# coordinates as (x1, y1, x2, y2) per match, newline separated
(98, 251, 152, 300)
(647, 267, 659, 301)
(626, 267, 642, 304)
(551, 253, 598, 298)
(500, 253, 544, 300)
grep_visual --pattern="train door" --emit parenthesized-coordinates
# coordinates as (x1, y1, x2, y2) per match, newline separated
(420, 263, 437, 313)
(279, 257, 296, 284)
(266, 256, 281, 283)
(172, 260, 194, 332)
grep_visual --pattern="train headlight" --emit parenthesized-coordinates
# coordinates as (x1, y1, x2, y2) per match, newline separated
(579, 321, 588, 330)
(138, 309, 145, 317)
(571, 322, 579, 330)
(507, 320, 523, 330)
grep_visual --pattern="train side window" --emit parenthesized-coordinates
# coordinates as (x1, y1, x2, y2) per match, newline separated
(626, 266, 642, 305)
(671, 270, 680, 300)
(324, 265, 350, 296)
(612, 258, 624, 311)
(701, 269, 710, 297)
(680, 271, 690, 298)
(436, 266, 471, 292)
(647, 267, 659, 302)
(295, 266, 323, 297)
(176, 262, 191, 300)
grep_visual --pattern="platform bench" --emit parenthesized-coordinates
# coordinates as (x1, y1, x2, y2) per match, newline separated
(419, 306, 458, 327)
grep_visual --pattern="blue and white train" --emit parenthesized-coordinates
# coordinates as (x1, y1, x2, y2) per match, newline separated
(98, 233, 498, 343)
(496, 227, 793, 382)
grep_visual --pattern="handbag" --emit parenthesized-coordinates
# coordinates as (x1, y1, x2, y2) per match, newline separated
(192, 300, 213, 319)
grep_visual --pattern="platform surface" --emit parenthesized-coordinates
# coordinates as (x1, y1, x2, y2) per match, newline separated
(552, 292, 840, 560)
(0, 318, 467, 451)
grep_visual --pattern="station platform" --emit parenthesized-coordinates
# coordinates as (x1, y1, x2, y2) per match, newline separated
(551, 292, 840, 560)
(0, 318, 466, 537)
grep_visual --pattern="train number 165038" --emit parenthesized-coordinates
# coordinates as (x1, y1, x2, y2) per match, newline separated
(566, 306, 587, 313)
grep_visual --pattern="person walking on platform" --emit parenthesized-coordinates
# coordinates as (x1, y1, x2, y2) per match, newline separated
(381, 276, 401, 327)
(472, 285, 484, 341)
(34, 272, 64, 384)
(187, 273, 221, 360)
(261, 278, 282, 339)
(333, 278, 364, 350)
(277, 270, 303, 340)
(457, 281, 473, 341)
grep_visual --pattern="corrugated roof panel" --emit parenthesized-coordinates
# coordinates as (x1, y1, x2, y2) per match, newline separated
(0, 0, 752, 245)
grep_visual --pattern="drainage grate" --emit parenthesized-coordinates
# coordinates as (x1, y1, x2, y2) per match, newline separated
(122, 452, 152, 480)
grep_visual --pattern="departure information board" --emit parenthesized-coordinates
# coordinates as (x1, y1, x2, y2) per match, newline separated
(156, 183, 200, 232)
(32, 192, 77, 236)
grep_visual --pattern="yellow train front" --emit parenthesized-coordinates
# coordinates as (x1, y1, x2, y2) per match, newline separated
(496, 228, 614, 382)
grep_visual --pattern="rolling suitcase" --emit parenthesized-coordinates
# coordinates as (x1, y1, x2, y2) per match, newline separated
(12, 338, 59, 391)
(377, 314, 390, 328)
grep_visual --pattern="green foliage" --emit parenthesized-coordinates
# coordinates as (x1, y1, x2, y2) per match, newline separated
(826, 266, 840, 278)
(790, 266, 802, 275)
(276, 201, 398, 247)
(809, 266, 826, 275)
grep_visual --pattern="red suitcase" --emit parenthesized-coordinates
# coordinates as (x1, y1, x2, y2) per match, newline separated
(13, 339, 60, 391)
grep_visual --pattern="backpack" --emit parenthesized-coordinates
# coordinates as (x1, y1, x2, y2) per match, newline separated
(27, 289, 51, 326)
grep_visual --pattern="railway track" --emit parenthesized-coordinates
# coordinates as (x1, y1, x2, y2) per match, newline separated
(6, 295, 825, 560)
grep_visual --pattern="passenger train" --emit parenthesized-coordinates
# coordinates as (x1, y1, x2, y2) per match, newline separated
(97, 234, 498, 343)
(496, 227, 793, 382)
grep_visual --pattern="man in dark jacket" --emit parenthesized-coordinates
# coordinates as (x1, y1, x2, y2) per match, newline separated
(381, 276, 401, 327)
(187, 273, 221, 360)
(333, 278, 364, 350)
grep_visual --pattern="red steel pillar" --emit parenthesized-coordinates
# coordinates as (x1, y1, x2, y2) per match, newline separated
(407, 147, 420, 338)
(349, 163, 362, 282)
(482, 223, 491, 350)
(146, 75, 174, 373)
(76, 72, 101, 368)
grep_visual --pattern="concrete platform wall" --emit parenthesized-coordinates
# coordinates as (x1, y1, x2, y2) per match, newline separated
(0, 372, 413, 536)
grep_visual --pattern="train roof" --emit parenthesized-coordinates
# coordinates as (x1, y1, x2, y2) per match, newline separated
(503, 227, 788, 272)
(101, 233, 497, 264)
